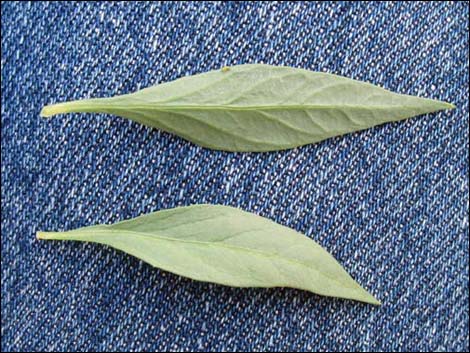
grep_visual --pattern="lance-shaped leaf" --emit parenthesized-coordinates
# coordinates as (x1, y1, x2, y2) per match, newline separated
(37, 204, 379, 305)
(41, 64, 453, 152)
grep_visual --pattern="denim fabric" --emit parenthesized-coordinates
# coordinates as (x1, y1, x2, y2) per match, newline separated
(1, 1, 468, 351)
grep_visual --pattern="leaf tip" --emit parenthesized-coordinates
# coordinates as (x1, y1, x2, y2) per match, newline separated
(447, 102, 456, 110)
(354, 284, 381, 305)
(432, 99, 456, 111)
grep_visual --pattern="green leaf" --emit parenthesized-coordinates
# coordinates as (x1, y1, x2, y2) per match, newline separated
(41, 64, 454, 152)
(37, 204, 380, 305)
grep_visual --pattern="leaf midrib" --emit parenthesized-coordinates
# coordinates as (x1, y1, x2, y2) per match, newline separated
(104, 103, 442, 112)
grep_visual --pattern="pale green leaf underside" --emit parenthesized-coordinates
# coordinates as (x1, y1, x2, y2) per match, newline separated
(37, 204, 379, 305)
(41, 64, 453, 151)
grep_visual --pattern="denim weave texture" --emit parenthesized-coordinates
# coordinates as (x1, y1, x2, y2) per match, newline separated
(1, 1, 469, 351)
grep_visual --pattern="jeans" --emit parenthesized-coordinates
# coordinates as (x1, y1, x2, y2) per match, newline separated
(1, 1, 468, 351)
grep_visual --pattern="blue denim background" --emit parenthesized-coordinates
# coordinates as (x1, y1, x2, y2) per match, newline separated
(1, 1, 469, 351)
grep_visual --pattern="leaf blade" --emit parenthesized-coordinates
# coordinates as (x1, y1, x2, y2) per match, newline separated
(37, 204, 380, 305)
(41, 64, 454, 151)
